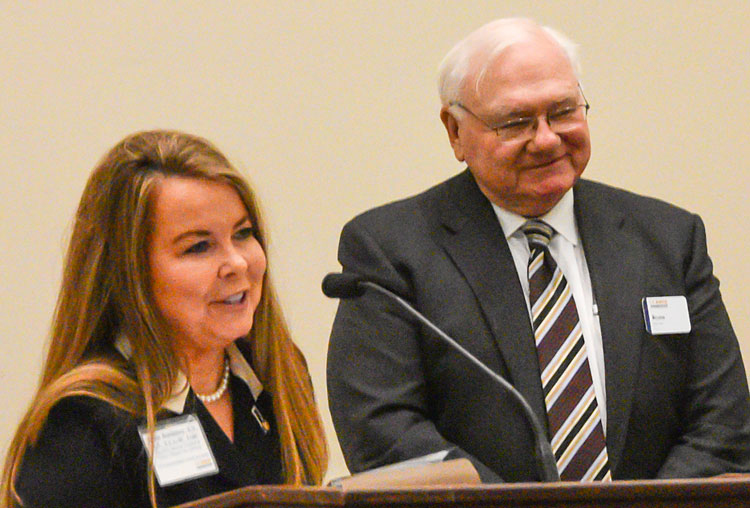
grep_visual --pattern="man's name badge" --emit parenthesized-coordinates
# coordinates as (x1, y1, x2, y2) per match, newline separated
(138, 414, 219, 487)
(642, 296, 691, 335)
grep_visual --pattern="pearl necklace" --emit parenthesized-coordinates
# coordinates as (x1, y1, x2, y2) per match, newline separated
(194, 357, 230, 404)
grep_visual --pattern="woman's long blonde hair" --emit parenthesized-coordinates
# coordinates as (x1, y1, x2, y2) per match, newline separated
(1, 130, 327, 508)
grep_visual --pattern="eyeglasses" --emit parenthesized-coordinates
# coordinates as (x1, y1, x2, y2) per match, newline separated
(451, 91, 590, 143)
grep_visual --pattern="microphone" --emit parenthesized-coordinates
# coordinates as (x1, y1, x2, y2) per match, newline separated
(321, 272, 366, 298)
(322, 272, 560, 482)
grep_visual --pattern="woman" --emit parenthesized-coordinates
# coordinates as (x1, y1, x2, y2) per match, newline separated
(0, 130, 328, 507)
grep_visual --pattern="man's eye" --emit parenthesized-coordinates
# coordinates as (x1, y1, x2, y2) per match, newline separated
(549, 106, 577, 120)
(184, 241, 210, 254)
(233, 226, 256, 241)
(499, 118, 533, 131)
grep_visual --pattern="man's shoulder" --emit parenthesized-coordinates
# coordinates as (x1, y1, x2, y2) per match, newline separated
(576, 179, 696, 220)
(345, 170, 469, 229)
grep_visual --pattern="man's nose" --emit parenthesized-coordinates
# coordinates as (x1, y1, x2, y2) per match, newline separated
(527, 116, 561, 152)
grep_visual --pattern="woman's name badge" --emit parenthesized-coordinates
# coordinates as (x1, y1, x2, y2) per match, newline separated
(642, 296, 691, 335)
(138, 414, 219, 487)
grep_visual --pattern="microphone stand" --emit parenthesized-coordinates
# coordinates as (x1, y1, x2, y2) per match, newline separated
(359, 280, 560, 482)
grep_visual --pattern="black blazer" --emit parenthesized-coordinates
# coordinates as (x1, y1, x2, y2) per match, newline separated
(327, 169, 750, 482)
(15, 361, 281, 507)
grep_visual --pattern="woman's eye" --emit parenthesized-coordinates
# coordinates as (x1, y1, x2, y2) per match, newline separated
(234, 226, 256, 241)
(184, 240, 210, 254)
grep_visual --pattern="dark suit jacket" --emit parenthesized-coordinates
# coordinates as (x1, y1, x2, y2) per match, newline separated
(15, 362, 281, 507)
(327, 169, 750, 482)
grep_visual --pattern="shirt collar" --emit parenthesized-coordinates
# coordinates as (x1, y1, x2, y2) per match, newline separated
(114, 336, 264, 414)
(491, 188, 578, 246)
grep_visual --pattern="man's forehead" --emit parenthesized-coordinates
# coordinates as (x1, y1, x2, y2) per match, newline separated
(467, 35, 578, 109)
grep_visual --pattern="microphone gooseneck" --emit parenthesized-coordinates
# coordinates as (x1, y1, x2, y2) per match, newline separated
(322, 272, 560, 482)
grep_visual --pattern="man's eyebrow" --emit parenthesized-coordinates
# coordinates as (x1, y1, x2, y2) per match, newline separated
(491, 96, 581, 119)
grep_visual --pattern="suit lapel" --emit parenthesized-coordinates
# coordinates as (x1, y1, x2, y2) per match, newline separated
(574, 180, 644, 475)
(428, 174, 644, 474)
(432, 171, 548, 429)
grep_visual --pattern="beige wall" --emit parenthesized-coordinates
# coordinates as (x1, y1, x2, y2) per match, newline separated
(1, 1, 748, 482)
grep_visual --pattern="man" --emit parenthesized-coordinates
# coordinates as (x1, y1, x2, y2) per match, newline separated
(327, 18, 750, 482)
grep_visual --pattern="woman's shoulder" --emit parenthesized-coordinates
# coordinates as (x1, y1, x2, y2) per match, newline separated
(41, 395, 140, 451)
(48, 393, 131, 421)
(14, 395, 144, 508)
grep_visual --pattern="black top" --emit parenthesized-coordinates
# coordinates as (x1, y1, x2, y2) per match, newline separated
(15, 373, 282, 507)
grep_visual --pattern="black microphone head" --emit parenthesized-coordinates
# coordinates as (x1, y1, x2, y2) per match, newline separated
(322, 273, 366, 299)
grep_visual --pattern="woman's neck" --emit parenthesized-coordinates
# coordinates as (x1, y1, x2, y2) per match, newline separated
(182, 347, 227, 395)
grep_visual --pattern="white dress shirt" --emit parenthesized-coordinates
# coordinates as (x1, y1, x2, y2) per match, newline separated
(491, 189, 607, 428)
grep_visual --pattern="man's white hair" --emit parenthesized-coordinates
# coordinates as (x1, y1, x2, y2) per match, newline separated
(437, 18, 581, 107)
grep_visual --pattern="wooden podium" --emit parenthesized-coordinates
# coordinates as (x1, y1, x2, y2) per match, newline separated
(176, 476, 750, 508)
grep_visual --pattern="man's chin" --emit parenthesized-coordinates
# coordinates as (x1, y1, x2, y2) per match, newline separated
(477, 171, 579, 216)
(521, 198, 561, 218)
(538, 170, 579, 194)
(522, 182, 577, 217)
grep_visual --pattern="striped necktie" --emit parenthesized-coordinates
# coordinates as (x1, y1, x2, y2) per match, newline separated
(523, 220, 611, 481)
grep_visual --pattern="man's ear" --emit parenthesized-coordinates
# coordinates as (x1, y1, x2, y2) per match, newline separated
(440, 106, 465, 162)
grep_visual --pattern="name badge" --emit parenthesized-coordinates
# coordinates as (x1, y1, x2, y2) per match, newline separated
(138, 414, 219, 487)
(642, 296, 691, 335)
